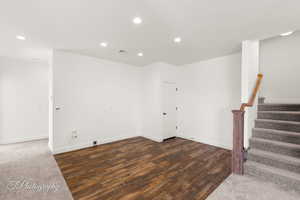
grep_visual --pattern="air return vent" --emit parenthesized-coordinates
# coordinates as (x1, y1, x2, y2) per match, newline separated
(119, 50, 127, 54)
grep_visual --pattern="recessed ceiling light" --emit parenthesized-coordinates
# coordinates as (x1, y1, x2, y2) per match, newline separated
(137, 52, 143, 57)
(174, 37, 182, 43)
(16, 35, 26, 40)
(100, 42, 108, 47)
(280, 31, 294, 37)
(133, 17, 142, 24)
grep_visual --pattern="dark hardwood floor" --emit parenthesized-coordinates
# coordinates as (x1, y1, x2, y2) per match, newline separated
(55, 137, 231, 200)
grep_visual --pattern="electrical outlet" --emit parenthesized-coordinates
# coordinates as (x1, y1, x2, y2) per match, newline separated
(71, 130, 78, 139)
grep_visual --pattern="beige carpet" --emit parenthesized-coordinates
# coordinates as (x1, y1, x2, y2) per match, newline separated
(0, 139, 73, 200)
(207, 174, 300, 200)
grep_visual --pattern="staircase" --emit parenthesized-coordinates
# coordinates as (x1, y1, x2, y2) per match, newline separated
(245, 99, 300, 191)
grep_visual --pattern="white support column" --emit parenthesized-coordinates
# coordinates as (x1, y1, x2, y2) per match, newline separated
(241, 40, 260, 148)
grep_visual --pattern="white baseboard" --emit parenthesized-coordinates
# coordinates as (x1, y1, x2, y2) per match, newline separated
(143, 135, 163, 143)
(177, 134, 232, 150)
(48, 142, 54, 152)
(53, 142, 94, 154)
(52, 135, 138, 154)
(50, 134, 232, 154)
(0, 135, 48, 145)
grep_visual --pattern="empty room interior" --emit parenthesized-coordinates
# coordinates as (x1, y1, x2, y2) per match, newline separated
(1, 1, 300, 200)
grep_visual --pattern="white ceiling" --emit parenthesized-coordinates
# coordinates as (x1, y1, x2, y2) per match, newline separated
(0, 0, 300, 66)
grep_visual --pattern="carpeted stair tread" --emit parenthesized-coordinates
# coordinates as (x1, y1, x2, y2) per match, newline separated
(258, 103, 300, 111)
(249, 138, 300, 158)
(248, 149, 300, 173)
(245, 161, 300, 188)
(255, 119, 300, 125)
(255, 119, 300, 132)
(259, 104, 300, 106)
(253, 128, 300, 137)
(258, 111, 300, 114)
(250, 137, 300, 149)
(249, 149, 300, 164)
(258, 111, 300, 122)
(253, 128, 300, 144)
(245, 161, 300, 191)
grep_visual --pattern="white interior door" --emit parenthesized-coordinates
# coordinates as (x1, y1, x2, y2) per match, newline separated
(162, 82, 177, 140)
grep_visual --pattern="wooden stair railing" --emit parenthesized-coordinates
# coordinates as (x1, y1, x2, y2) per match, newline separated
(232, 73, 263, 174)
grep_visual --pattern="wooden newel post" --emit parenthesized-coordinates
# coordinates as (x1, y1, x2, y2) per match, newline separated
(232, 73, 263, 175)
(232, 110, 245, 175)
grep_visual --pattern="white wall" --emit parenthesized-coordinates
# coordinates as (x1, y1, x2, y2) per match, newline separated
(50, 50, 241, 153)
(177, 53, 241, 149)
(0, 57, 49, 144)
(48, 51, 54, 151)
(141, 59, 241, 150)
(51, 51, 142, 153)
(0, 50, 241, 152)
(140, 63, 162, 142)
(241, 40, 260, 148)
(140, 62, 178, 142)
(260, 31, 300, 103)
